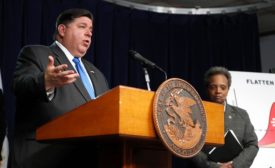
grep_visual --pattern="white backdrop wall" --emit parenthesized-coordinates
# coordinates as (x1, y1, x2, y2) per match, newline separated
(227, 71, 275, 168)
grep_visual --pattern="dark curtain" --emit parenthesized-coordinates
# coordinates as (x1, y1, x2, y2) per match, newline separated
(0, 0, 261, 167)
(94, 2, 261, 95)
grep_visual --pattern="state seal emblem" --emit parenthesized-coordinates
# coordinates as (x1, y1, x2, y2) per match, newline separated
(153, 78, 207, 158)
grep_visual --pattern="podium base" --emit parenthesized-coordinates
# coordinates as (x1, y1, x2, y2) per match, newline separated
(98, 138, 172, 168)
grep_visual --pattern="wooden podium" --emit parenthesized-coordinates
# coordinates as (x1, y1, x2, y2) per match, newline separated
(36, 85, 224, 168)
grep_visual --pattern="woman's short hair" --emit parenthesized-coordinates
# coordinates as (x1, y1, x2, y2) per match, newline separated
(204, 66, 232, 88)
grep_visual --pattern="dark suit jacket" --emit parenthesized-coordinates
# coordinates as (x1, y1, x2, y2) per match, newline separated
(12, 43, 109, 168)
(191, 104, 259, 168)
(0, 89, 5, 161)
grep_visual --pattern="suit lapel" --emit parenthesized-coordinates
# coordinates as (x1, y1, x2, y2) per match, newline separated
(224, 104, 236, 131)
(49, 43, 91, 101)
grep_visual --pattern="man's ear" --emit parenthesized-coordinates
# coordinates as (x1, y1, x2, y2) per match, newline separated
(57, 24, 66, 38)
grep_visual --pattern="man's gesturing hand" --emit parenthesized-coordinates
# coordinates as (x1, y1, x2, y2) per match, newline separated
(45, 56, 79, 91)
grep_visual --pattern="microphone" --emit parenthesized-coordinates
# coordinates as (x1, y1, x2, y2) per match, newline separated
(129, 50, 167, 80)
(129, 50, 156, 68)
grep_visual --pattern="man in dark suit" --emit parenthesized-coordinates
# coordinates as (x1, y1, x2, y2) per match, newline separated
(12, 8, 109, 168)
(191, 66, 258, 168)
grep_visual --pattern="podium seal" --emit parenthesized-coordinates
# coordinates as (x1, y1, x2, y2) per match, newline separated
(153, 78, 207, 158)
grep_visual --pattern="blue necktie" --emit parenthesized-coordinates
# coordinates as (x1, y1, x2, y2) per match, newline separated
(73, 57, 96, 99)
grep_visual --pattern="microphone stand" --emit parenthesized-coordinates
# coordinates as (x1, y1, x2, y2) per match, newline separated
(142, 67, 151, 91)
(155, 65, 168, 80)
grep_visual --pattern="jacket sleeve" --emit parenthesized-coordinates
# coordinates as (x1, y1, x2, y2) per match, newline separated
(13, 46, 49, 102)
(232, 110, 259, 168)
(191, 149, 220, 168)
